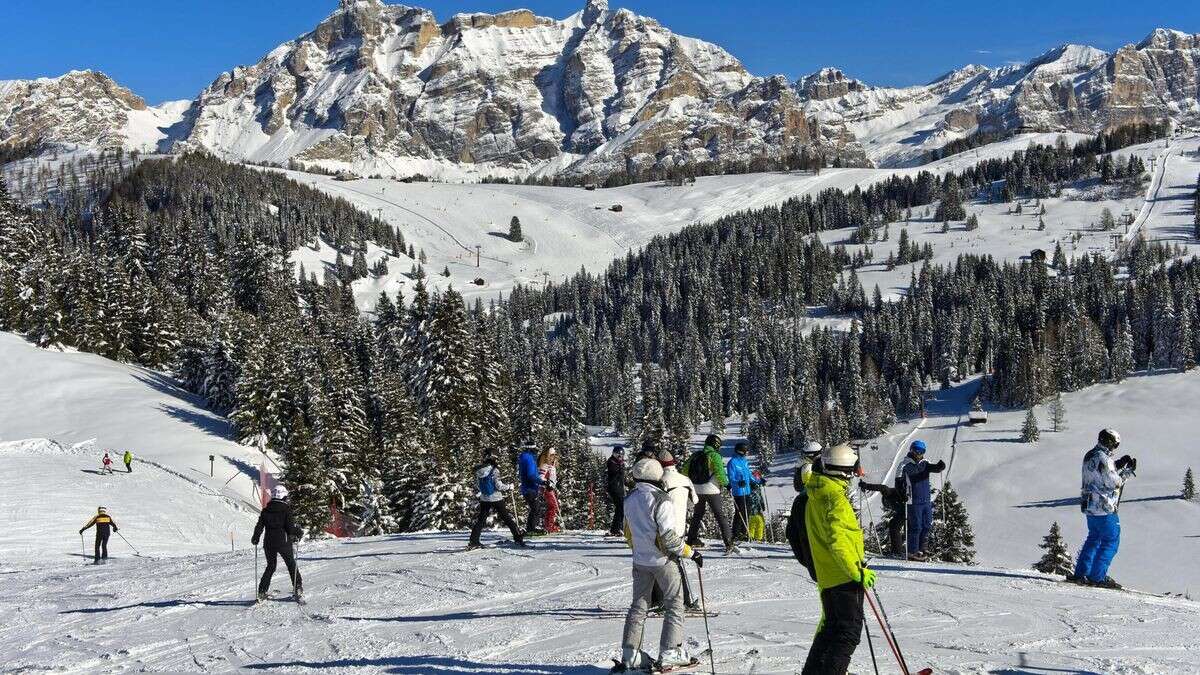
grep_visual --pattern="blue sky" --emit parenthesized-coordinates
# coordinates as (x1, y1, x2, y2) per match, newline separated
(2, 1, 1197, 104)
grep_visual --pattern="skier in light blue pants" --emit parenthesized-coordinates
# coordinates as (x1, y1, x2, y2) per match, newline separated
(1068, 428, 1136, 589)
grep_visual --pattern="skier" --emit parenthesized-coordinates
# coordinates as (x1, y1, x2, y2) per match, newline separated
(539, 448, 561, 533)
(895, 440, 945, 560)
(606, 446, 627, 536)
(251, 484, 304, 601)
(726, 442, 763, 542)
(793, 442, 822, 494)
(79, 506, 118, 564)
(122, 450, 133, 473)
(681, 434, 734, 553)
(747, 471, 766, 542)
(859, 476, 906, 556)
(518, 441, 547, 536)
(1067, 428, 1137, 589)
(653, 444, 700, 612)
(101, 452, 114, 475)
(802, 444, 874, 675)
(469, 447, 525, 549)
(617, 456, 702, 672)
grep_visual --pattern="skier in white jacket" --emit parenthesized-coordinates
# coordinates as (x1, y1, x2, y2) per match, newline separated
(619, 455, 702, 671)
(655, 447, 700, 611)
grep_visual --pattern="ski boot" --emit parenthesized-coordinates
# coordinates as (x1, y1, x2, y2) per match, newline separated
(1089, 576, 1122, 590)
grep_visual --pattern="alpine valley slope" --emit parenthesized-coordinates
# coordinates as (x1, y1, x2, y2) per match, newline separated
(0, 332, 263, 561)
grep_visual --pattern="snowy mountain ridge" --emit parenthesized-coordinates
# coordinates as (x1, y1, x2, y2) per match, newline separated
(1, 1, 1198, 176)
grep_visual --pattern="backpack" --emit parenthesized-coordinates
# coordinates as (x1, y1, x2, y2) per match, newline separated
(687, 449, 713, 485)
(478, 467, 498, 497)
(785, 493, 818, 582)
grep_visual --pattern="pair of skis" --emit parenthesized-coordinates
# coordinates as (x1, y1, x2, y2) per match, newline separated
(609, 649, 710, 674)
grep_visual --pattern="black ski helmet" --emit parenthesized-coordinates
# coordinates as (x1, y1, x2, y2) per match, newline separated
(703, 434, 721, 448)
(735, 442, 749, 455)
(1098, 428, 1121, 450)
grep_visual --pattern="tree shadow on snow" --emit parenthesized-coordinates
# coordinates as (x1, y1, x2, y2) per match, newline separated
(60, 598, 255, 614)
(339, 606, 627, 624)
(869, 564, 1047, 583)
(1013, 497, 1078, 509)
(157, 402, 235, 440)
(991, 668, 1103, 674)
(245, 655, 610, 673)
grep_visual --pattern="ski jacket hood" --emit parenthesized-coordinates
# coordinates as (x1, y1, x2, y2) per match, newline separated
(804, 471, 865, 590)
(660, 466, 697, 538)
(623, 482, 692, 567)
(1081, 443, 1132, 515)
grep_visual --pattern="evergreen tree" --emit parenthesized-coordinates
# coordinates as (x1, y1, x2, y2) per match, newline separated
(930, 482, 975, 564)
(1021, 408, 1040, 443)
(1183, 468, 1196, 501)
(1049, 392, 1066, 432)
(509, 216, 523, 242)
(1033, 521, 1073, 575)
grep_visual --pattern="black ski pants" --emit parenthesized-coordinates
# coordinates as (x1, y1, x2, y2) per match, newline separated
(93, 532, 109, 562)
(523, 490, 544, 533)
(801, 581, 864, 675)
(470, 500, 523, 545)
(686, 493, 731, 547)
(731, 494, 751, 541)
(887, 513, 905, 555)
(125, 460, 132, 473)
(608, 489, 625, 534)
(260, 545, 302, 595)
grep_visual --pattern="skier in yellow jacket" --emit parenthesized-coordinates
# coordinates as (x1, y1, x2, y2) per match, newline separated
(802, 443, 874, 675)
(80, 507, 119, 564)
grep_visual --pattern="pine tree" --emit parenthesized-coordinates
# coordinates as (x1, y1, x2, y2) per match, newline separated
(930, 482, 975, 563)
(1183, 468, 1196, 501)
(1049, 392, 1066, 432)
(509, 216, 523, 242)
(1033, 521, 1073, 575)
(1021, 408, 1040, 443)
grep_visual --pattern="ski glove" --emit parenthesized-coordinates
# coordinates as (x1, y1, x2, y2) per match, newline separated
(934, 460, 947, 471)
(251, 537, 259, 546)
(860, 567, 877, 589)
(691, 550, 704, 568)
(1115, 455, 1134, 471)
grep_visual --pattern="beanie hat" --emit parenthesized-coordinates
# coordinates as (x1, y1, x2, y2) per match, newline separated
(631, 458, 664, 483)
(656, 448, 676, 467)
(272, 484, 290, 500)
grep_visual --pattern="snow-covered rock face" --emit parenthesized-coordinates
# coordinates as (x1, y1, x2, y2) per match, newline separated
(0, 70, 186, 154)
(167, 0, 854, 176)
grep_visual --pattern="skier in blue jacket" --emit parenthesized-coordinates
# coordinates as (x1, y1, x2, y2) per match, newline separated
(518, 442, 547, 536)
(727, 443, 764, 542)
(895, 439, 945, 560)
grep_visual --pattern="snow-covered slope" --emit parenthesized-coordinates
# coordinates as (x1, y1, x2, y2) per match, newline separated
(3, 531, 1198, 673)
(285, 133, 1193, 306)
(0, 332, 263, 561)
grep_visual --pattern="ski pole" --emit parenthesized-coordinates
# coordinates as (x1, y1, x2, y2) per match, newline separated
(695, 563, 716, 675)
(863, 613, 880, 675)
(116, 530, 141, 557)
(864, 492, 883, 555)
(254, 545, 259, 599)
(865, 589, 908, 675)
(871, 587, 912, 675)
(80, 533, 86, 557)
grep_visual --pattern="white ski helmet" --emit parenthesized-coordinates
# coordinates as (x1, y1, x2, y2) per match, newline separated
(630, 458, 664, 483)
(271, 484, 290, 500)
(821, 444, 859, 477)
(803, 441, 823, 457)
(1098, 428, 1121, 450)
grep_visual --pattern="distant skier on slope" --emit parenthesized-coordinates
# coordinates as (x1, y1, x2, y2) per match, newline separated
(122, 450, 133, 473)
(518, 442, 547, 536)
(802, 444, 874, 675)
(469, 448, 525, 549)
(79, 506, 118, 564)
(859, 476, 906, 556)
(539, 449, 561, 533)
(681, 434, 734, 553)
(1067, 428, 1137, 589)
(726, 442, 764, 542)
(651, 444, 700, 612)
(606, 446, 627, 536)
(101, 452, 114, 475)
(617, 456, 702, 672)
(895, 440, 945, 561)
(251, 485, 304, 601)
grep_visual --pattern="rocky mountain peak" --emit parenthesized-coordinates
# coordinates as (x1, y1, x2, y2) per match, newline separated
(1137, 27, 1198, 51)
(798, 67, 866, 101)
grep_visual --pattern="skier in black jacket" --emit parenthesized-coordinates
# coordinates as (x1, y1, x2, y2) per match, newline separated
(859, 479, 906, 556)
(79, 507, 118, 564)
(252, 485, 304, 600)
(606, 446, 626, 536)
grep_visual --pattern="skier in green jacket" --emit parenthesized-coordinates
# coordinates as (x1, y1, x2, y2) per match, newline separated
(680, 434, 734, 553)
(802, 443, 874, 675)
